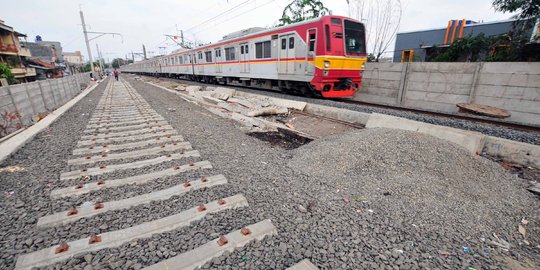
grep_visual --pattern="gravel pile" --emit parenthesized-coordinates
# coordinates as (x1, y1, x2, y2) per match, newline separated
(289, 128, 538, 235)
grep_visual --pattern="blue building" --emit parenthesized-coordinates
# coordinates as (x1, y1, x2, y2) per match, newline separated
(393, 18, 538, 62)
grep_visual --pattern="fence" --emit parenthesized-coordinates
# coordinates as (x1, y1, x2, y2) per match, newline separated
(0, 72, 92, 137)
(356, 62, 540, 127)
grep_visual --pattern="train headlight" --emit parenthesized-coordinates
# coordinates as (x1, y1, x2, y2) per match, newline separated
(324, 61, 330, 68)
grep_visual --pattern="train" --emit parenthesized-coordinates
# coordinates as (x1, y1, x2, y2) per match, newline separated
(122, 15, 367, 98)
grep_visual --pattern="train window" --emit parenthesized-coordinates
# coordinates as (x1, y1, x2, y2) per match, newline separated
(331, 18, 342, 25)
(325, 25, 331, 51)
(281, 38, 286, 50)
(215, 48, 221, 58)
(241, 46, 244, 54)
(179, 56, 183, 64)
(289, 37, 294, 49)
(309, 33, 316, 52)
(225, 47, 236, 61)
(344, 19, 366, 55)
(198, 52, 203, 59)
(255, 41, 271, 58)
(205, 51, 212, 62)
(245, 45, 248, 54)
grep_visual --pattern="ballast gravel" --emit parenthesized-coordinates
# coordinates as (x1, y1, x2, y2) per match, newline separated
(0, 75, 539, 270)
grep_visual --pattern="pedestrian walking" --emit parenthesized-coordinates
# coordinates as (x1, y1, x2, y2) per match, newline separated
(113, 69, 119, 81)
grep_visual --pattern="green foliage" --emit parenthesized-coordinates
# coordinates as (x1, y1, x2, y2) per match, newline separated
(82, 61, 102, 72)
(5, 56, 21, 68)
(492, 0, 540, 20)
(111, 58, 130, 69)
(279, 0, 329, 26)
(428, 33, 539, 62)
(0, 63, 16, 85)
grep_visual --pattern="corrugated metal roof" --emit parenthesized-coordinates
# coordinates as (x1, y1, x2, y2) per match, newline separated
(397, 18, 518, 35)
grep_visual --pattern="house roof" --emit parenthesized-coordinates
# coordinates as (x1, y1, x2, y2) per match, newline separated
(28, 58, 56, 69)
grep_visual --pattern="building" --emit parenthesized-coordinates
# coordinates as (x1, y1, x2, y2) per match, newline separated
(22, 40, 64, 79)
(393, 18, 538, 62)
(63, 51, 84, 75)
(0, 19, 36, 83)
(63, 51, 83, 65)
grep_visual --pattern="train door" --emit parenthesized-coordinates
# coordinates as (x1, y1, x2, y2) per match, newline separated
(306, 29, 317, 75)
(197, 52, 204, 74)
(239, 43, 250, 73)
(215, 48, 222, 73)
(190, 54, 196, 77)
(278, 33, 295, 74)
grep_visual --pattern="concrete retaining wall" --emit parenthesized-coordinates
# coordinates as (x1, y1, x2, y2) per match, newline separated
(0, 73, 92, 137)
(355, 62, 540, 127)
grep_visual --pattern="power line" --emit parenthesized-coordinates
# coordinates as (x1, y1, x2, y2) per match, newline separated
(184, 0, 255, 32)
(192, 0, 276, 35)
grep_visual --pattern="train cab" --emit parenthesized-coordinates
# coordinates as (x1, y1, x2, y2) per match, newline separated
(310, 16, 367, 98)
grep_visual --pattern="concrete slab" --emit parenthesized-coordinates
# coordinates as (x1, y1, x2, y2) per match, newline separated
(72, 135, 184, 155)
(60, 150, 200, 180)
(50, 160, 213, 198)
(76, 130, 178, 146)
(85, 118, 164, 129)
(365, 113, 486, 154)
(87, 115, 164, 125)
(304, 103, 370, 125)
(233, 91, 307, 110)
(83, 121, 169, 134)
(80, 126, 174, 140)
(38, 174, 228, 227)
(143, 219, 277, 270)
(483, 136, 540, 169)
(68, 142, 192, 165)
(15, 195, 248, 270)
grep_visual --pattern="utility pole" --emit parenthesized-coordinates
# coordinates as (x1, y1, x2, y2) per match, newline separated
(80, 10, 95, 78)
(79, 9, 122, 78)
(95, 43, 104, 75)
(181, 30, 185, 48)
(142, 44, 147, 60)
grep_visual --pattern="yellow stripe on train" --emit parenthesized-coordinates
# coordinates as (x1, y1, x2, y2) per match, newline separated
(314, 56, 367, 70)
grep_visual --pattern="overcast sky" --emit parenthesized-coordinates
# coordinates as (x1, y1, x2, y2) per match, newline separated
(2, 0, 515, 62)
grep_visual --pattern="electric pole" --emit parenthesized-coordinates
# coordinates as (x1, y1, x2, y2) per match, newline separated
(143, 44, 147, 60)
(80, 10, 95, 78)
(96, 43, 104, 75)
(79, 9, 122, 78)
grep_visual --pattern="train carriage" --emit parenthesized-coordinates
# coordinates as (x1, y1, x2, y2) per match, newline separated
(123, 15, 367, 98)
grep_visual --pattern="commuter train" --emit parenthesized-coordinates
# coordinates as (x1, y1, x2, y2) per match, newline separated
(122, 15, 367, 98)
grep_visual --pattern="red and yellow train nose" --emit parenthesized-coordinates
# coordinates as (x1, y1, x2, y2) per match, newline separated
(310, 56, 367, 98)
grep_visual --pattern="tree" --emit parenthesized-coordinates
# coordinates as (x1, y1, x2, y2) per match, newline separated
(492, 0, 540, 37)
(82, 61, 101, 72)
(0, 64, 16, 85)
(347, 0, 402, 61)
(279, 0, 329, 26)
(492, 0, 540, 21)
(111, 58, 124, 69)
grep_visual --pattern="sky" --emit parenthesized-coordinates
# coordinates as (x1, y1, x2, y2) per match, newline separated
(1, 0, 516, 62)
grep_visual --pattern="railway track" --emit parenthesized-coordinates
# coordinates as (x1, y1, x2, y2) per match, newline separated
(338, 99, 540, 133)
(14, 78, 315, 270)
(137, 74, 540, 134)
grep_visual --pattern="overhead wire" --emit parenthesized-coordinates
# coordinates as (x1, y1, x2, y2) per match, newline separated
(184, 0, 255, 32)
(192, 0, 277, 35)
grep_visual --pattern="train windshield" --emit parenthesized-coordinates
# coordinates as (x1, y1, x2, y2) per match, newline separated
(344, 20, 366, 56)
